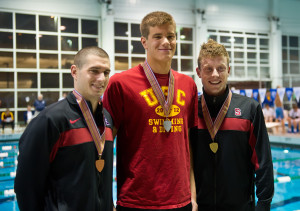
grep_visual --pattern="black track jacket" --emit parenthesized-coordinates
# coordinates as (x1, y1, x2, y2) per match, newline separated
(191, 88, 274, 211)
(15, 92, 113, 211)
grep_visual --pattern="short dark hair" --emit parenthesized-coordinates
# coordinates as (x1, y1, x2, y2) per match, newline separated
(74, 46, 109, 69)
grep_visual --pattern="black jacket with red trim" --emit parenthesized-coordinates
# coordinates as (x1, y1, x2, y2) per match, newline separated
(190, 88, 274, 211)
(15, 92, 114, 211)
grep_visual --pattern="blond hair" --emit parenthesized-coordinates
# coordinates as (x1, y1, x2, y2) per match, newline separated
(198, 39, 230, 68)
(140, 11, 176, 39)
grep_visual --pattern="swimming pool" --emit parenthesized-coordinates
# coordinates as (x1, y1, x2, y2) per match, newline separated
(271, 146, 300, 210)
(0, 135, 299, 210)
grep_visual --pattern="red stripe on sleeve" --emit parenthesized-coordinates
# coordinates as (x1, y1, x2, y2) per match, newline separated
(105, 127, 113, 142)
(249, 122, 259, 170)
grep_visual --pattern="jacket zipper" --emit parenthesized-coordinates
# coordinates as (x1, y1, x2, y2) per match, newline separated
(214, 153, 217, 211)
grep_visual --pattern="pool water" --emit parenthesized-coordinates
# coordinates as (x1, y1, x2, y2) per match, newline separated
(0, 137, 300, 210)
(271, 147, 300, 210)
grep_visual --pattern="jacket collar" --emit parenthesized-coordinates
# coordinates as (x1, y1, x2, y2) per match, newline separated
(203, 86, 229, 118)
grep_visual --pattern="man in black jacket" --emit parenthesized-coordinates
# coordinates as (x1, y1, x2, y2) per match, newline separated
(191, 39, 274, 211)
(15, 46, 114, 211)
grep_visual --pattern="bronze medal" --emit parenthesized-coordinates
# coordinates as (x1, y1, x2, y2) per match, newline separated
(209, 142, 218, 153)
(73, 90, 106, 173)
(95, 159, 105, 172)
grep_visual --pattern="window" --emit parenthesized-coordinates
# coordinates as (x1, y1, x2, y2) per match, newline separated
(40, 54, 58, 69)
(82, 19, 98, 35)
(0, 12, 12, 29)
(17, 53, 36, 68)
(17, 73, 37, 88)
(17, 92, 37, 107)
(17, 33, 36, 49)
(82, 38, 98, 48)
(41, 73, 59, 88)
(63, 73, 73, 88)
(0, 72, 14, 88)
(0, 52, 13, 68)
(208, 30, 270, 80)
(61, 17, 78, 33)
(0, 92, 14, 107)
(0, 32, 13, 48)
(282, 35, 300, 81)
(114, 21, 196, 79)
(0, 10, 100, 122)
(39, 15, 58, 32)
(40, 35, 58, 50)
(61, 54, 74, 69)
(16, 13, 35, 30)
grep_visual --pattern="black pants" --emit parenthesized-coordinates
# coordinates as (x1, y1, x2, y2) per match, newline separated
(117, 203, 192, 211)
(2, 122, 14, 130)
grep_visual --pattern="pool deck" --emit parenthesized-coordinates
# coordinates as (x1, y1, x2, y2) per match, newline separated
(1, 127, 300, 148)
(269, 133, 300, 148)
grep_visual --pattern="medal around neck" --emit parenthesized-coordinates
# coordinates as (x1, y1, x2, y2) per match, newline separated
(209, 142, 218, 153)
(95, 159, 105, 172)
(163, 118, 172, 132)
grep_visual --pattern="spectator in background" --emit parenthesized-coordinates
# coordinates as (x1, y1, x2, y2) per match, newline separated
(0, 100, 2, 125)
(287, 103, 300, 133)
(1, 108, 14, 134)
(274, 88, 285, 134)
(23, 105, 35, 125)
(33, 94, 46, 117)
(262, 90, 274, 108)
(263, 103, 276, 122)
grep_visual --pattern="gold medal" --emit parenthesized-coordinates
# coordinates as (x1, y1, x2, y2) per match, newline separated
(201, 92, 232, 155)
(95, 159, 105, 172)
(209, 142, 218, 153)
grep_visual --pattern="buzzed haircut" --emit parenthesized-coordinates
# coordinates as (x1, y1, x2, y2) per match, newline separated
(198, 39, 230, 69)
(140, 11, 176, 39)
(74, 46, 109, 69)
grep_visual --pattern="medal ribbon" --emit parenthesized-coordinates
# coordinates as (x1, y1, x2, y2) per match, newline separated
(142, 60, 175, 118)
(73, 89, 105, 157)
(201, 91, 232, 141)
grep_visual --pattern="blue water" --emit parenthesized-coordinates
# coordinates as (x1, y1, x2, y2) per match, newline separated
(271, 147, 300, 210)
(0, 135, 300, 210)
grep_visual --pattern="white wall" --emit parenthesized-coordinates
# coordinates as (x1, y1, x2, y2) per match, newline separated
(279, 0, 300, 34)
(112, 0, 195, 25)
(0, 0, 102, 17)
(1, 0, 300, 39)
(1, 0, 300, 89)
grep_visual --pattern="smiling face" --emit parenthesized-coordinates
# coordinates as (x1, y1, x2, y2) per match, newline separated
(197, 55, 230, 96)
(71, 54, 110, 104)
(141, 23, 176, 66)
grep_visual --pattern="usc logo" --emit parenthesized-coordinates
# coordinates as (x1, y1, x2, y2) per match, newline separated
(139, 86, 186, 108)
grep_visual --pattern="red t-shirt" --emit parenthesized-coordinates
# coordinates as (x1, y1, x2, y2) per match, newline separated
(103, 65, 198, 209)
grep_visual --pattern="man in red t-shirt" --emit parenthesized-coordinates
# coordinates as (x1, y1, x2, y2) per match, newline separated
(103, 11, 198, 211)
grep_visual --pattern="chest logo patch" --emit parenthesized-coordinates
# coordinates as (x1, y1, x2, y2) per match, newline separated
(70, 118, 81, 124)
(235, 108, 241, 116)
